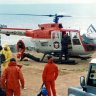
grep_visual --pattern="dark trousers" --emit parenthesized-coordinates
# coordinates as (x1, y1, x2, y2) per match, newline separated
(20, 53, 40, 62)
(60, 48, 68, 61)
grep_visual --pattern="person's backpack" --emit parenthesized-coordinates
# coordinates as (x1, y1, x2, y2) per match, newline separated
(0, 53, 5, 63)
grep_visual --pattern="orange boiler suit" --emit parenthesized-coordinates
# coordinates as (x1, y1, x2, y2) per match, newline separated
(42, 58, 58, 96)
(1, 61, 24, 96)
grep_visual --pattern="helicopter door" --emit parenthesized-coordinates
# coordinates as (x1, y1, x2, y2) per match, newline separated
(51, 31, 61, 51)
(70, 31, 84, 54)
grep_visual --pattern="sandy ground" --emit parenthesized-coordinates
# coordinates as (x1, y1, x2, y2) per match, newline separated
(15, 52, 96, 96)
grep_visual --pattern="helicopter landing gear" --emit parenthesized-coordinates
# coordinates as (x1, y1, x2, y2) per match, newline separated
(55, 58, 77, 64)
(54, 54, 77, 64)
(40, 53, 47, 62)
(40, 53, 77, 64)
(59, 60, 77, 64)
(80, 57, 91, 60)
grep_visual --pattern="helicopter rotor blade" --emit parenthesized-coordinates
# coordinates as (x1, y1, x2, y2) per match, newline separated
(0, 13, 55, 17)
(57, 15, 72, 17)
(0, 13, 72, 23)
(0, 13, 71, 17)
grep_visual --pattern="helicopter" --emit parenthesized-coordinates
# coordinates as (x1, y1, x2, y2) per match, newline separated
(0, 14, 96, 62)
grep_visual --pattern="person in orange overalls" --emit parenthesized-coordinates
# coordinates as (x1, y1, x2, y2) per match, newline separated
(42, 56, 59, 96)
(1, 58, 24, 96)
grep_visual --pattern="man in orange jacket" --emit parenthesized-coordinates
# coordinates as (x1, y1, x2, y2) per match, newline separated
(42, 56, 59, 96)
(1, 58, 24, 96)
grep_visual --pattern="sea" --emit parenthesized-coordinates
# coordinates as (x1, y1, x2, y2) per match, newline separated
(0, 4, 96, 45)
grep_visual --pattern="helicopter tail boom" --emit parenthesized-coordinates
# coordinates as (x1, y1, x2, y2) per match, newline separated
(0, 28, 33, 37)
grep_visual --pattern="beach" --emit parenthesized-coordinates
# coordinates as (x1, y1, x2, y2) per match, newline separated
(15, 51, 96, 96)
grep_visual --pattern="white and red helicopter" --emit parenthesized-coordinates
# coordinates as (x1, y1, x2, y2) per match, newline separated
(0, 14, 96, 62)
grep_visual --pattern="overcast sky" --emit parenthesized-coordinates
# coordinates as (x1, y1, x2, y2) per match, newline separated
(0, 0, 96, 4)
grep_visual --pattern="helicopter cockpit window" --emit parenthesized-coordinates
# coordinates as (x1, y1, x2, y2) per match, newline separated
(52, 32, 59, 39)
(72, 32, 81, 45)
(73, 35, 77, 38)
(87, 64, 96, 87)
(73, 39, 80, 45)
